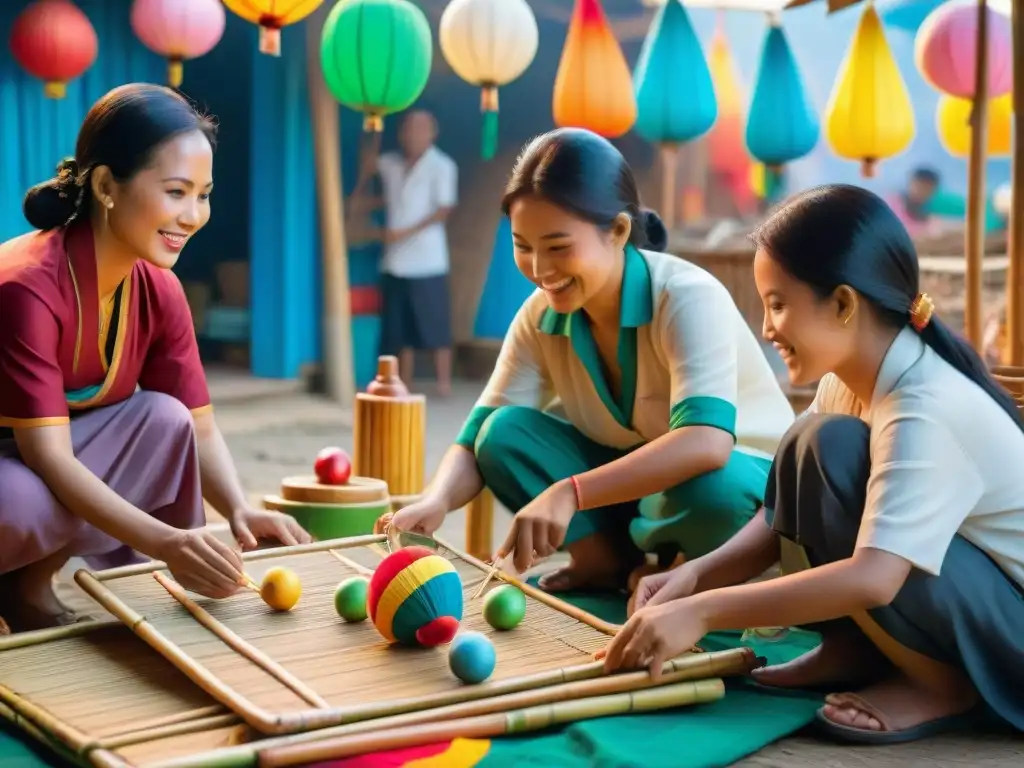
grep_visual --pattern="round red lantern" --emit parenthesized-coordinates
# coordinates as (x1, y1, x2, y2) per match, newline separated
(9, 0, 98, 99)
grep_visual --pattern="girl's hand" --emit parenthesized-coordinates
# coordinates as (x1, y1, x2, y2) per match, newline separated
(159, 528, 247, 599)
(633, 563, 699, 613)
(497, 479, 577, 574)
(596, 599, 708, 680)
(389, 497, 448, 536)
(231, 507, 312, 551)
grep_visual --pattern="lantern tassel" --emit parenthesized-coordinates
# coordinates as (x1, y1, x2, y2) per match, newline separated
(480, 86, 500, 161)
(481, 111, 499, 161)
(259, 24, 282, 56)
(168, 58, 184, 89)
(43, 81, 67, 99)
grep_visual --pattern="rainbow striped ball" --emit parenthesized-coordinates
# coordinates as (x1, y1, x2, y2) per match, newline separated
(367, 546, 463, 646)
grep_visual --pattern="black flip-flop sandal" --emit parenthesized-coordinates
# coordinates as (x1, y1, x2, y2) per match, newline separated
(813, 693, 974, 745)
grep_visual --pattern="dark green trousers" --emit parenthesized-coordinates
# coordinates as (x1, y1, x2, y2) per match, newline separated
(473, 406, 772, 560)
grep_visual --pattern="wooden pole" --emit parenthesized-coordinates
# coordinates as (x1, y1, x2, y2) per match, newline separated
(306, 6, 356, 403)
(1006, 0, 1024, 364)
(964, 0, 990, 350)
(660, 145, 679, 231)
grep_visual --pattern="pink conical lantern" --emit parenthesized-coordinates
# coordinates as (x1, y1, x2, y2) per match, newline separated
(914, 2, 1012, 99)
(130, 0, 225, 88)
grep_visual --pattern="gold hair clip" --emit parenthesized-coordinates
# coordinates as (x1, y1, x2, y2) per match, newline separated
(910, 292, 934, 332)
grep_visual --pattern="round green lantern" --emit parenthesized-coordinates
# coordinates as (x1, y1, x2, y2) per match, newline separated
(320, 0, 433, 132)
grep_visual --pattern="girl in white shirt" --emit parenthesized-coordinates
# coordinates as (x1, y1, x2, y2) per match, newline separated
(385, 128, 793, 593)
(601, 183, 1024, 744)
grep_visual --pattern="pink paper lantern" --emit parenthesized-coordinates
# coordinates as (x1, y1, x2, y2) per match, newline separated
(130, 0, 225, 88)
(914, 3, 1012, 100)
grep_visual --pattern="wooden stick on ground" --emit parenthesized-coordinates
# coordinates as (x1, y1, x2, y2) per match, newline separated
(153, 572, 331, 709)
(257, 679, 726, 767)
(470, 554, 507, 600)
(328, 549, 375, 577)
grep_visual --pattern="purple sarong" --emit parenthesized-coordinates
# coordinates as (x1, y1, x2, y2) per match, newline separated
(0, 391, 205, 575)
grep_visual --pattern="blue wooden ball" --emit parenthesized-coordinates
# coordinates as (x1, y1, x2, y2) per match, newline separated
(448, 631, 496, 684)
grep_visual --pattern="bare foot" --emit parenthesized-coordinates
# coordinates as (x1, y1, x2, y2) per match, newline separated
(751, 624, 890, 690)
(538, 561, 624, 593)
(821, 674, 979, 735)
(0, 558, 78, 633)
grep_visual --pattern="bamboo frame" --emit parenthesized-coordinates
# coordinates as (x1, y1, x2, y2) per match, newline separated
(69, 536, 636, 736)
(145, 647, 755, 768)
(257, 680, 726, 766)
(152, 572, 331, 709)
(465, 488, 495, 562)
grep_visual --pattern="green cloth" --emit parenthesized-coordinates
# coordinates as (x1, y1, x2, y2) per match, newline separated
(473, 406, 771, 559)
(0, 588, 822, 768)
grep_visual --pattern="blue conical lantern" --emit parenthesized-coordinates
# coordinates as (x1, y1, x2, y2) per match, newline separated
(633, 0, 716, 145)
(745, 20, 818, 171)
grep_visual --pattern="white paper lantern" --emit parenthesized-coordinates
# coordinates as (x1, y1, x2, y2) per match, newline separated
(439, 0, 539, 159)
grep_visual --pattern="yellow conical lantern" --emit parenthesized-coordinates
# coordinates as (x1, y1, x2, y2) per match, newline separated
(936, 93, 1012, 158)
(824, 4, 915, 177)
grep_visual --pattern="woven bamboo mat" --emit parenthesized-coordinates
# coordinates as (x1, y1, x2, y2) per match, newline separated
(69, 536, 620, 736)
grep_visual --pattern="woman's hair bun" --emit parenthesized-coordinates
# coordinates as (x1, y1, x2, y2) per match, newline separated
(639, 208, 668, 251)
(23, 156, 84, 232)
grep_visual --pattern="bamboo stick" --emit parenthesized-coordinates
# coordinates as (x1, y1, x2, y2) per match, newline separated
(0, 698, 89, 768)
(73, 570, 282, 735)
(435, 535, 622, 635)
(964, 0, 990, 349)
(258, 679, 725, 766)
(470, 554, 508, 600)
(146, 646, 756, 768)
(0, 617, 118, 648)
(1006, 0, 1024, 365)
(92, 534, 387, 581)
(153, 572, 331, 709)
(98, 713, 240, 751)
(89, 750, 133, 768)
(0, 682, 96, 755)
(328, 549, 375, 577)
(661, 144, 679, 231)
(100, 706, 227, 740)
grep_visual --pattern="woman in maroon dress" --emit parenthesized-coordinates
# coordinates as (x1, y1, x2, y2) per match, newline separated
(0, 83, 310, 634)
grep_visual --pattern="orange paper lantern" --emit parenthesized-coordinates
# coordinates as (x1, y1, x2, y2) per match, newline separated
(552, 0, 636, 138)
(706, 22, 748, 179)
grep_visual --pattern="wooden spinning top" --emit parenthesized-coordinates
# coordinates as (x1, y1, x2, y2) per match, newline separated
(366, 356, 408, 397)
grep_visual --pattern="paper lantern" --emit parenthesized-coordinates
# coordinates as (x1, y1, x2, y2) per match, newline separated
(706, 23, 748, 179)
(367, 546, 463, 646)
(936, 93, 1012, 158)
(439, 0, 538, 160)
(130, 0, 225, 88)
(320, 0, 433, 133)
(9, 0, 98, 99)
(824, 4, 914, 178)
(746, 21, 818, 170)
(222, 0, 324, 56)
(552, 0, 636, 138)
(914, 2, 1013, 100)
(633, 0, 716, 145)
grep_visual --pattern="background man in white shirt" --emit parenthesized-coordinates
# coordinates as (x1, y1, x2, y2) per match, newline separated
(359, 110, 458, 396)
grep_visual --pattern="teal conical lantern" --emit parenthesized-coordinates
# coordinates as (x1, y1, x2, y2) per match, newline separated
(633, 0, 716, 146)
(745, 20, 818, 171)
(473, 216, 535, 340)
(633, 0, 715, 230)
(320, 0, 433, 132)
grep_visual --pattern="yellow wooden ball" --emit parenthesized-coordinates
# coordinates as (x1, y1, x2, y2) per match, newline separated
(260, 566, 302, 611)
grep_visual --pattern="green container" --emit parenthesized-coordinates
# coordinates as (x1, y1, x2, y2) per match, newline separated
(262, 495, 391, 541)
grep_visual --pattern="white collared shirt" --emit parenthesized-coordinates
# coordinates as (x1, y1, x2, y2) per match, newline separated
(377, 146, 458, 278)
(809, 326, 1024, 585)
(462, 248, 795, 458)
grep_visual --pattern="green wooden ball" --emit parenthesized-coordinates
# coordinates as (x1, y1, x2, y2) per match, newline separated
(482, 584, 526, 630)
(334, 576, 369, 622)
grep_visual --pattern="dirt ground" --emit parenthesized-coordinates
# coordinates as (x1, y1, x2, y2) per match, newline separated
(55, 376, 1022, 767)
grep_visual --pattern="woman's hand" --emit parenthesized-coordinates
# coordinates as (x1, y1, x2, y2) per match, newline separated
(497, 479, 577, 573)
(633, 563, 699, 613)
(158, 528, 249, 599)
(230, 507, 312, 551)
(597, 599, 708, 679)
(389, 497, 448, 536)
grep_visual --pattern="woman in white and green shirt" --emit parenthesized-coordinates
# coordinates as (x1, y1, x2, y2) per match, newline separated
(389, 128, 794, 591)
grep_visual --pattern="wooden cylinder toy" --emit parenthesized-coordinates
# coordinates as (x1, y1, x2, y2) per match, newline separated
(352, 356, 427, 497)
(267, 475, 391, 541)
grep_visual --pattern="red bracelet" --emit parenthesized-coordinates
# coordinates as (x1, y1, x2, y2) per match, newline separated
(569, 475, 584, 510)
